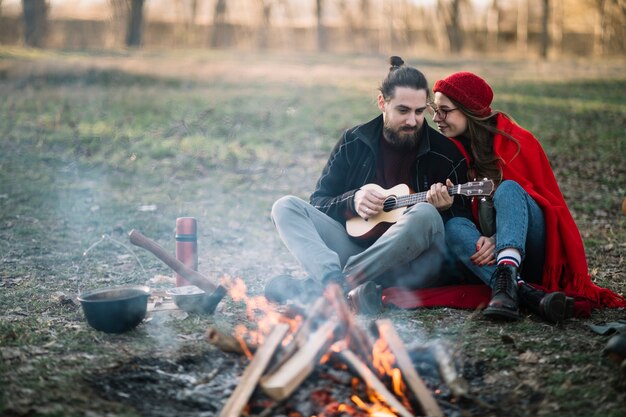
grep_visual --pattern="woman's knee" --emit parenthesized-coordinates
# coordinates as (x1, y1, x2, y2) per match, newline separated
(494, 180, 524, 201)
(444, 217, 478, 250)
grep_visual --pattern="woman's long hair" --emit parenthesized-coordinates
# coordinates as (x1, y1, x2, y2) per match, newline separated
(453, 100, 520, 185)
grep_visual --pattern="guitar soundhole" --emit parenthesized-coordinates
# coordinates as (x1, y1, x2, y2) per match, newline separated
(383, 196, 397, 212)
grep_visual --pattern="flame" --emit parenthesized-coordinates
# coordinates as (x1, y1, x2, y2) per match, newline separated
(351, 394, 397, 416)
(221, 276, 302, 349)
(348, 336, 413, 416)
(372, 338, 407, 397)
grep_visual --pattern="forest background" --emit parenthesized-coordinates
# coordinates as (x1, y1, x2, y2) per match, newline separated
(1, 0, 625, 58)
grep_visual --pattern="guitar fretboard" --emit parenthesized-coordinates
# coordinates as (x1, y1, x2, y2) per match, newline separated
(388, 188, 447, 210)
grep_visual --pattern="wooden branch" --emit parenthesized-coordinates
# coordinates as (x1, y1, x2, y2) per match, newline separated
(206, 327, 257, 355)
(376, 319, 444, 417)
(326, 284, 374, 364)
(338, 349, 414, 417)
(218, 323, 290, 417)
(265, 295, 329, 375)
(260, 319, 339, 401)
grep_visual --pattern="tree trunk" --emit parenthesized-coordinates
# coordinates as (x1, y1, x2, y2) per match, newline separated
(448, 0, 463, 53)
(539, 0, 550, 58)
(516, 0, 528, 54)
(257, 0, 272, 49)
(593, 0, 607, 55)
(486, 0, 499, 52)
(550, 0, 563, 56)
(211, 0, 228, 48)
(22, 0, 48, 48)
(126, 0, 145, 47)
(316, 0, 327, 51)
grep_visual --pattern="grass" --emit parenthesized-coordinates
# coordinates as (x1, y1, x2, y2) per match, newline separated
(0, 48, 625, 417)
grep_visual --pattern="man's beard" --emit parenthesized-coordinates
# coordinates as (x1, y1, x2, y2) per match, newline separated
(382, 123, 422, 150)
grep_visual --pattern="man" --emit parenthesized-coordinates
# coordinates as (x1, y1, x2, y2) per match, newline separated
(267, 56, 473, 311)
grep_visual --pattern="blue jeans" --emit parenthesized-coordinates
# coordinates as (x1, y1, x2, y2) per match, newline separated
(445, 180, 546, 288)
(271, 196, 449, 289)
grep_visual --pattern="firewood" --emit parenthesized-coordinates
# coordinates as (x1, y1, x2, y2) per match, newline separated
(265, 296, 329, 375)
(338, 349, 414, 417)
(326, 284, 374, 364)
(206, 326, 257, 355)
(260, 319, 339, 401)
(218, 323, 290, 417)
(376, 319, 444, 417)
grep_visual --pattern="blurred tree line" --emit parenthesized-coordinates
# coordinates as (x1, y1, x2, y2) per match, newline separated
(4, 0, 625, 57)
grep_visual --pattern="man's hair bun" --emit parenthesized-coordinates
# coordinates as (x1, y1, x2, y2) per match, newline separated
(389, 56, 404, 71)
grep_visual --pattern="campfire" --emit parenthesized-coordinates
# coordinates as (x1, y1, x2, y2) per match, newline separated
(210, 278, 446, 417)
(126, 228, 465, 416)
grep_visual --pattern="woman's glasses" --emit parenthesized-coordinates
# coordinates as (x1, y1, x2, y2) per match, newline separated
(429, 105, 459, 121)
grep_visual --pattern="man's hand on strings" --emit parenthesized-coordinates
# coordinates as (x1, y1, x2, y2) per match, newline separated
(427, 179, 454, 210)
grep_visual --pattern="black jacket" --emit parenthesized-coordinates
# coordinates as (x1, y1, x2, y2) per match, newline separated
(310, 114, 473, 225)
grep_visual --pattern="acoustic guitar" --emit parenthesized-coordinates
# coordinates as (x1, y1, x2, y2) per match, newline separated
(346, 180, 495, 240)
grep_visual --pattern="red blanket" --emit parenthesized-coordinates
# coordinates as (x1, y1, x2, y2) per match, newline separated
(382, 284, 593, 317)
(437, 114, 625, 310)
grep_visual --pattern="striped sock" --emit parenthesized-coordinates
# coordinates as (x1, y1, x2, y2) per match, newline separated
(496, 248, 521, 268)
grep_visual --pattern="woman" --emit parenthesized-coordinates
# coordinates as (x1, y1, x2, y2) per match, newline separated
(431, 71, 625, 321)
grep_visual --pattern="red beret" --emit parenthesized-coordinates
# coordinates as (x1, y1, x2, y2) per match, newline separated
(433, 72, 493, 118)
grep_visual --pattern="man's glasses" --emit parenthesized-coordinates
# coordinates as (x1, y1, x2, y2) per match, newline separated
(428, 105, 459, 121)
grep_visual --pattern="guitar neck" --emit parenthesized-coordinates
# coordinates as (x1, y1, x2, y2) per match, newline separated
(393, 187, 457, 209)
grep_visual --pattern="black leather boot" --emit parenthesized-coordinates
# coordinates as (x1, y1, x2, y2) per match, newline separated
(518, 282, 567, 323)
(484, 264, 520, 320)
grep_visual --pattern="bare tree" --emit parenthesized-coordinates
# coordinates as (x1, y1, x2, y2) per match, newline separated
(211, 0, 228, 47)
(539, 0, 550, 58)
(126, 0, 145, 47)
(438, 0, 464, 53)
(190, 0, 199, 24)
(517, 0, 528, 54)
(486, 0, 500, 52)
(316, 0, 327, 51)
(257, 0, 273, 49)
(550, 0, 563, 55)
(22, 0, 48, 48)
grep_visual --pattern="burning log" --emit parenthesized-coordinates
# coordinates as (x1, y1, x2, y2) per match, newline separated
(218, 323, 290, 417)
(260, 319, 340, 401)
(326, 284, 375, 365)
(338, 348, 415, 417)
(265, 296, 330, 375)
(206, 326, 257, 355)
(376, 319, 444, 417)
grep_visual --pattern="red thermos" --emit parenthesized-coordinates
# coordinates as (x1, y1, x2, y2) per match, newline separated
(175, 217, 198, 287)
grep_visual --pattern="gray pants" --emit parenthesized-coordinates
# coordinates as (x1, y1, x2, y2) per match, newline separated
(271, 195, 447, 289)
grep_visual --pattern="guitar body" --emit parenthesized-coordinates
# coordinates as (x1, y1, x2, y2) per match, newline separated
(345, 180, 494, 240)
(346, 183, 412, 240)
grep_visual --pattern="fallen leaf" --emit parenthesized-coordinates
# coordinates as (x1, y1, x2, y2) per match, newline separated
(519, 350, 539, 364)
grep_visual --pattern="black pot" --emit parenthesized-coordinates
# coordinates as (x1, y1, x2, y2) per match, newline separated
(78, 285, 150, 333)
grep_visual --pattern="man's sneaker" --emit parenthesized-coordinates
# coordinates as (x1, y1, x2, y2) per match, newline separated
(483, 264, 520, 320)
(264, 274, 322, 304)
(347, 281, 383, 315)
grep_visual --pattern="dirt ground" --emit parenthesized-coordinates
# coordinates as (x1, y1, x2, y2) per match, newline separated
(0, 49, 625, 417)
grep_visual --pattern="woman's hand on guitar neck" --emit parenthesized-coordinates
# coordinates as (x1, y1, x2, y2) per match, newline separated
(354, 187, 386, 219)
(427, 179, 454, 211)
